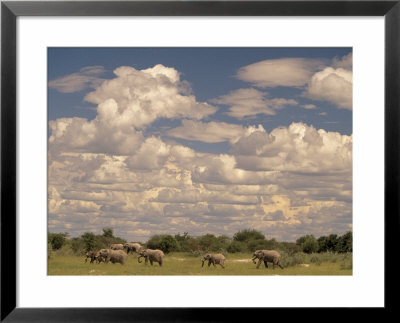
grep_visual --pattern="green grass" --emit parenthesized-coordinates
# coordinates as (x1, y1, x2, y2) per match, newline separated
(48, 252, 352, 276)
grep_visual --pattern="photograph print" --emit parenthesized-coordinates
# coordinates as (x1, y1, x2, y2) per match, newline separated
(47, 48, 353, 275)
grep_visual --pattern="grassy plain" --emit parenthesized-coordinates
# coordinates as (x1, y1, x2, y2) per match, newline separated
(48, 252, 352, 276)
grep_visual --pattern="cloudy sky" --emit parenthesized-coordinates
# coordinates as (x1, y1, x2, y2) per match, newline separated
(48, 48, 352, 242)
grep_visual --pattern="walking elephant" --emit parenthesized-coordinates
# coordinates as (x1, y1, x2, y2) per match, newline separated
(85, 250, 98, 264)
(123, 242, 142, 254)
(99, 249, 128, 265)
(95, 250, 106, 264)
(201, 253, 226, 269)
(110, 243, 124, 250)
(251, 250, 283, 269)
(137, 249, 164, 267)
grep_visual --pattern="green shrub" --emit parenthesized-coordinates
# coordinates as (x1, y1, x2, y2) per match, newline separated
(280, 252, 306, 267)
(233, 229, 265, 242)
(102, 227, 114, 238)
(81, 232, 96, 252)
(147, 234, 180, 253)
(175, 232, 192, 252)
(70, 237, 86, 255)
(159, 235, 180, 253)
(310, 254, 322, 265)
(208, 241, 225, 253)
(280, 242, 302, 255)
(48, 232, 68, 250)
(340, 252, 353, 270)
(227, 241, 244, 253)
(337, 232, 353, 253)
(54, 244, 75, 256)
(186, 237, 200, 253)
(297, 235, 319, 254)
(246, 239, 280, 252)
(198, 234, 218, 251)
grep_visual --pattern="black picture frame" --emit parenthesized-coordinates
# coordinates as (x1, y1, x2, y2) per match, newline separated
(1, 1, 399, 321)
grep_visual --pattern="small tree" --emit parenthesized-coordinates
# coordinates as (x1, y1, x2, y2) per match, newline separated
(198, 234, 217, 250)
(317, 236, 329, 253)
(175, 232, 191, 252)
(146, 235, 162, 250)
(48, 232, 68, 250)
(298, 235, 319, 254)
(102, 228, 114, 238)
(233, 229, 265, 242)
(81, 232, 96, 252)
(337, 231, 352, 253)
(70, 237, 85, 255)
(159, 235, 180, 254)
(326, 234, 339, 252)
(227, 241, 244, 253)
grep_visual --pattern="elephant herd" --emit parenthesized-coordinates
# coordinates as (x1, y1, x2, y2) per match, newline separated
(84, 243, 165, 267)
(85, 245, 284, 270)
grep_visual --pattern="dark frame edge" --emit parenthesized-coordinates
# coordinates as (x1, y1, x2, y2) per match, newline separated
(384, 0, 400, 312)
(1, 2, 17, 322)
(2, 1, 399, 16)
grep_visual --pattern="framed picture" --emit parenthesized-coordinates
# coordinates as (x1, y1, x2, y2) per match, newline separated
(1, 0, 398, 321)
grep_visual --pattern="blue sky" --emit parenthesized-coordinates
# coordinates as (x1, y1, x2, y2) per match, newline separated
(48, 48, 352, 241)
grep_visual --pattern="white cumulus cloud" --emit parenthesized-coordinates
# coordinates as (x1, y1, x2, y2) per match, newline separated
(49, 64, 218, 155)
(212, 88, 297, 119)
(232, 122, 352, 173)
(48, 66, 106, 93)
(304, 67, 352, 110)
(236, 58, 326, 87)
(84, 65, 217, 129)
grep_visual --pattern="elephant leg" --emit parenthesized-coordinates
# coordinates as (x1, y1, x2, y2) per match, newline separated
(159, 260, 162, 267)
(256, 259, 262, 269)
(263, 260, 268, 268)
(150, 259, 153, 266)
(208, 260, 211, 267)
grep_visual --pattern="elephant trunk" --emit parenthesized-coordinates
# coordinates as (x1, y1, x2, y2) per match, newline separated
(201, 259, 205, 267)
(138, 256, 143, 263)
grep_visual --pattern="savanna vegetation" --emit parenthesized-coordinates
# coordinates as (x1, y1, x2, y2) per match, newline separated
(48, 228, 352, 275)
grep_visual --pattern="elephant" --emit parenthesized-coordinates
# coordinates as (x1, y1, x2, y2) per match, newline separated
(95, 250, 106, 264)
(110, 243, 124, 250)
(251, 250, 284, 269)
(123, 242, 142, 254)
(85, 250, 98, 264)
(201, 253, 226, 269)
(98, 248, 128, 265)
(137, 249, 164, 267)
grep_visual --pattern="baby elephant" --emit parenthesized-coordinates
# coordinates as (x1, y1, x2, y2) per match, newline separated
(137, 249, 164, 267)
(201, 253, 226, 269)
(99, 249, 128, 265)
(95, 251, 105, 264)
(251, 250, 283, 269)
(85, 250, 98, 264)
